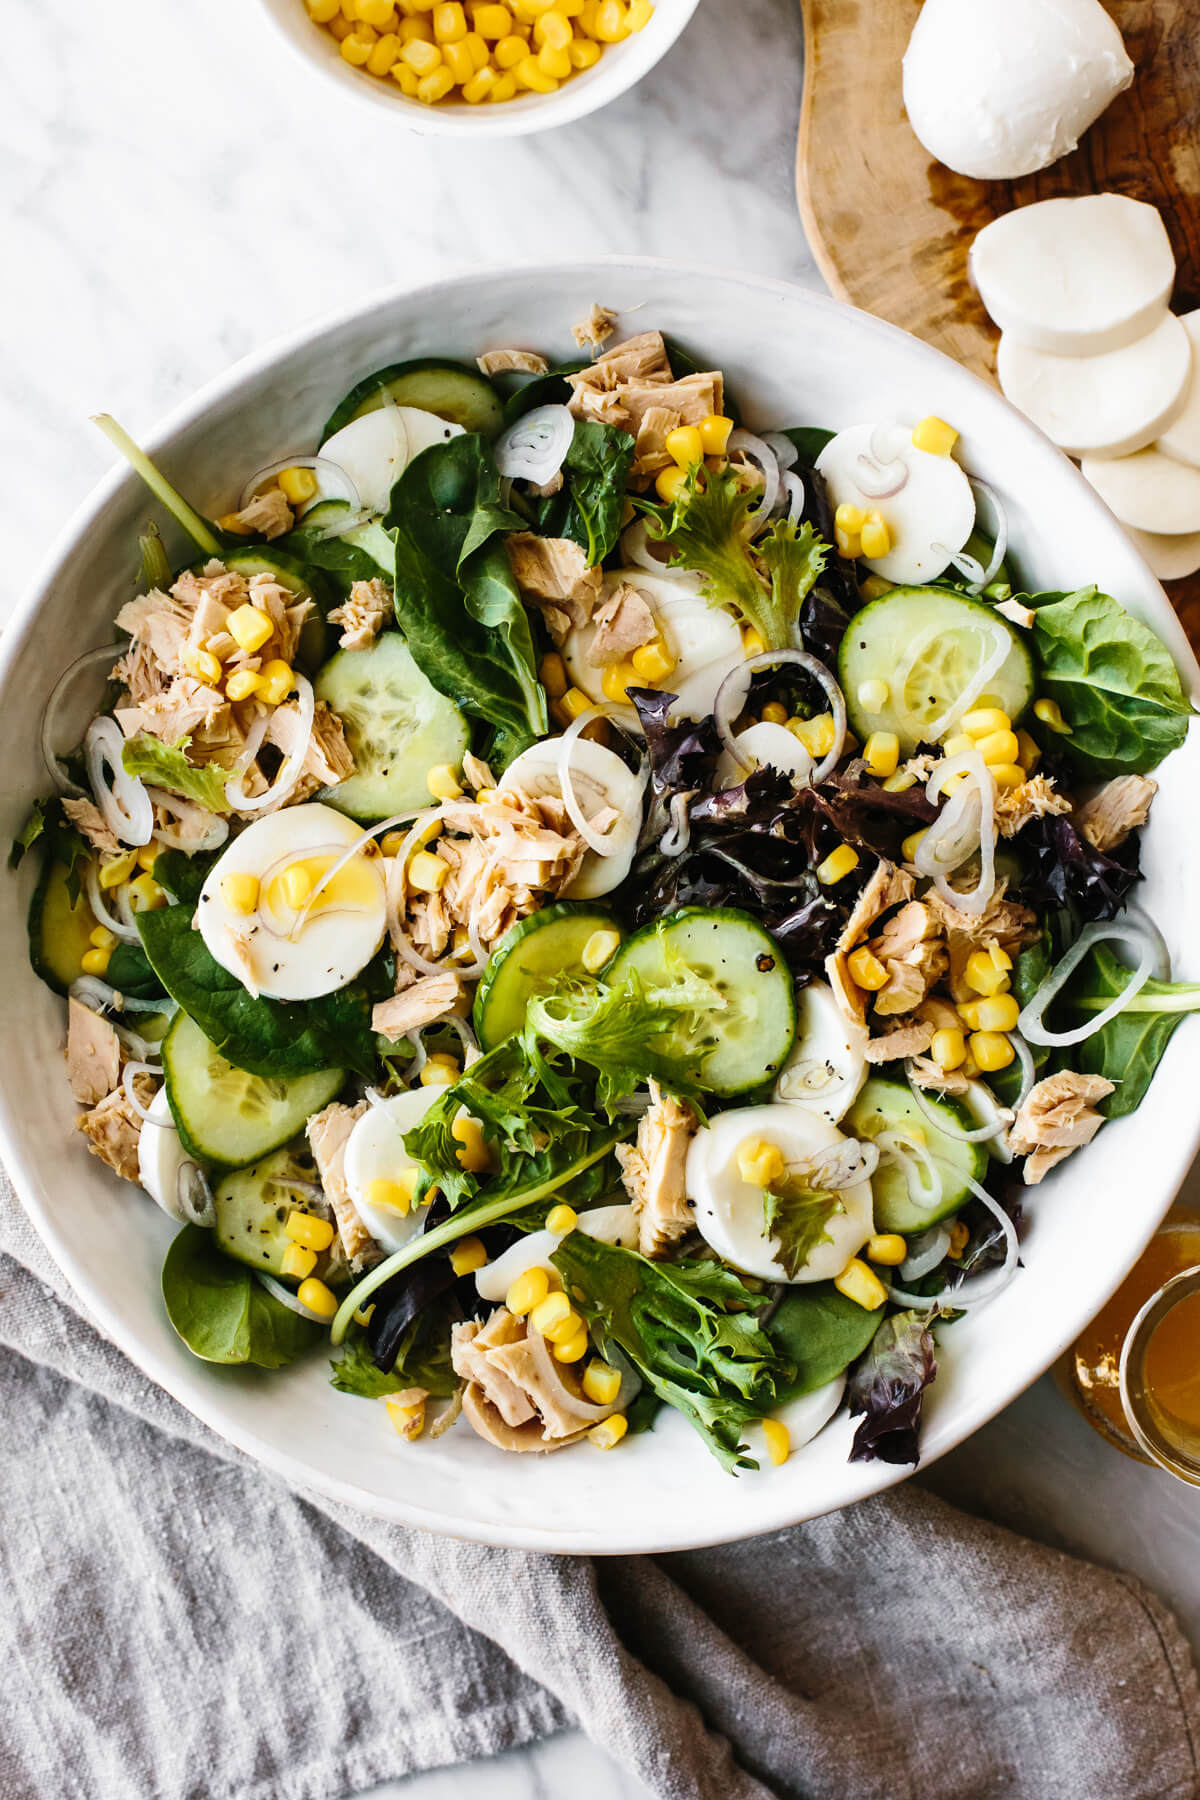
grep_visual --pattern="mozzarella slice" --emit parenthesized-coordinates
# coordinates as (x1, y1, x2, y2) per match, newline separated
(774, 980, 870, 1125)
(750, 1376, 847, 1463)
(316, 406, 465, 515)
(686, 1102, 874, 1284)
(816, 423, 976, 585)
(198, 803, 388, 1002)
(716, 721, 813, 789)
(1080, 445, 1200, 536)
(997, 315, 1190, 458)
(904, 0, 1133, 184)
(1124, 525, 1200, 583)
(343, 1086, 442, 1255)
(970, 195, 1173, 355)
(474, 1203, 639, 1303)
(498, 735, 644, 899)
(137, 1087, 191, 1220)
(1157, 311, 1200, 469)
(395, 405, 465, 461)
(562, 567, 744, 723)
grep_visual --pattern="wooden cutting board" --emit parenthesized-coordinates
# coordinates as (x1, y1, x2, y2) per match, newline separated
(795, 0, 1200, 639)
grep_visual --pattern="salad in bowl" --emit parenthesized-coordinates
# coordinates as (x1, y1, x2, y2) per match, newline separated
(17, 311, 1198, 1476)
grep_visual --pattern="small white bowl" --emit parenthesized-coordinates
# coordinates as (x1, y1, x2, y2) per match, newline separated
(4, 259, 1200, 1552)
(255, 0, 699, 136)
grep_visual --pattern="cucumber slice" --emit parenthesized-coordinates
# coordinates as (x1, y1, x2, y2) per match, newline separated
(313, 632, 469, 822)
(605, 907, 796, 1096)
(163, 1011, 344, 1167)
(839, 586, 1034, 754)
(221, 546, 330, 672)
(323, 359, 504, 441)
(294, 501, 395, 581)
(474, 903, 619, 1050)
(213, 1145, 334, 1277)
(29, 858, 96, 995)
(844, 1075, 987, 1234)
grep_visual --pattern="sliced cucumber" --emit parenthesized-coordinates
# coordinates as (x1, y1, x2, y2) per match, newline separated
(214, 1145, 335, 1278)
(293, 501, 395, 581)
(29, 857, 96, 995)
(323, 359, 504, 441)
(844, 1075, 987, 1234)
(313, 631, 469, 822)
(605, 907, 796, 1096)
(474, 903, 619, 1050)
(221, 546, 329, 672)
(163, 1011, 344, 1167)
(839, 586, 1034, 754)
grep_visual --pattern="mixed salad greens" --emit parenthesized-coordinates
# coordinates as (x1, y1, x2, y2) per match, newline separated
(16, 314, 1199, 1473)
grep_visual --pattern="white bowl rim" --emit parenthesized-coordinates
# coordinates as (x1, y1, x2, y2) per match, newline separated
(5, 255, 1199, 1551)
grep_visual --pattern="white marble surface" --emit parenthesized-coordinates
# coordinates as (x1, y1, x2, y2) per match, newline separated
(3, 2, 1198, 1797)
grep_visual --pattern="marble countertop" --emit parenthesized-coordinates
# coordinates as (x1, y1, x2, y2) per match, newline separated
(5, 1, 1197, 1795)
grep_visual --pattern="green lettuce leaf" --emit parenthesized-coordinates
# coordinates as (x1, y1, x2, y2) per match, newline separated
(10, 797, 54, 870)
(528, 420, 636, 566)
(525, 966, 722, 1111)
(121, 734, 230, 813)
(762, 1178, 843, 1280)
(1063, 942, 1200, 1118)
(330, 1314, 456, 1400)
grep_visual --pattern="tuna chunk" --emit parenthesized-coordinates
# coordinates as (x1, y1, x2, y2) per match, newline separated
(585, 582, 657, 667)
(864, 1018, 935, 1063)
(372, 971, 463, 1042)
(476, 348, 549, 376)
(868, 902, 947, 1017)
(572, 304, 618, 352)
(506, 533, 602, 642)
(837, 859, 915, 952)
(224, 487, 294, 541)
(66, 997, 121, 1106)
(1010, 1071, 1116, 1185)
(1074, 776, 1157, 853)
(452, 1310, 596, 1453)
(329, 577, 389, 652)
(564, 331, 725, 482)
(614, 1080, 696, 1257)
(61, 797, 120, 855)
(77, 1072, 156, 1183)
(994, 774, 1072, 839)
(307, 1101, 376, 1268)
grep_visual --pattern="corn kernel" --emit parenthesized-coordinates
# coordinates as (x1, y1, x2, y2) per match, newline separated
(970, 1030, 1015, 1073)
(990, 762, 1026, 791)
(359, 0, 397, 18)
(1033, 697, 1072, 735)
(862, 731, 899, 778)
(136, 843, 160, 873)
(227, 605, 274, 655)
(365, 1174, 416, 1215)
(452, 1116, 490, 1174)
(581, 927, 620, 974)
(958, 1000, 984, 1030)
(835, 503, 866, 535)
(408, 849, 448, 893)
(127, 873, 166, 912)
(626, 0, 652, 24)
(567, 37, 600, 64)
(281, 1242, 318, 1280)
(964, 950, 1009, 996)
(418, 63, 456, 97)
(386, 1395, 426, 1439)
(433, 0, 466, 34)
(402, 35, 443, 68)
(327, 15, 355, 37)
(284, 1210, 335, 1252)
(866, 1233, 908, 1266)
(754, 1417, 788, 1466)
(224, 668, 262, 703)
(420, 1053, 461, 1087)
(535, 40, 570, 73)
(601, 659, 638, 703)
(847, 945, 889, 991)
(817, 844, 859, 886)
(422, 762, 462, 802)
(98, 850, 138, 889)
(538, 652, 568, 699)
(975, 992, 1020, 1032)
(88, 925, 118, 951)
(554, 1325, 590, 1363)
(1016, 729, 1041, 772)
(80, 947, 111, 977)
(974, 728, 1019, 767)
(835, 527, 861, 559)
(400, 13, 433, 35)
(365, 28, 401, 68)
(252, 660, 291, 706)
(941, 733, 974, 760)
(493, 31, 528, 63)
(341, 30, 378, 63)
(297, 1278, 338, 1319)
(185, 647, 223, 686)
(960, 707, 1010, 738)
(654, 464, 689, 504)
(694, 413, 732, 458)
(911, 416, 958, 456)
(450, 1235, 488, 1275)
(787, 711, 836, 756)
(507, 1267, 550, 1316)
(560, 685, 592, 721)
(665, 424, 704, 469)
(582, 1359, 622, 1406)
(859, 513, 892, 560)
(856, 678, 889, 712)
(533, 5, 572, 45)
(834, 1257, 888, 1310)
(443, 37, 475, 77)
(530, 1291, 573, 1338)
(882, 770, 917, 793)
(742, 627, 765, 657)
(588, 1414, 628, 1448)
(901, 828, 927, 863)
(757, 700, 786, 726)
(737, 1137, 786, 1187)
(990, 944, 1012, 971)
(309, 0, 341, 19)
(462, 63, 495, 98)
(515, 51, 557, 87)
(630, 638, 677, 684)
(473, 1, 512, 32)
(930, 1027, 967, 1071)
(543, 1205, 578, 1238)
(947, 1220, 970, 1260)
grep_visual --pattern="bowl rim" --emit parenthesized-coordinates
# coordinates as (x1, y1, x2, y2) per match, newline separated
(5, 254, 1200, 1551)
(252, 0, 701, 138)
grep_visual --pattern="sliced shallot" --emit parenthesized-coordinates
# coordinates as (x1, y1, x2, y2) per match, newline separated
(493, 405, 574, 487)
(224, 674, 315, 814)
(238, 454, 360, 514)
(84, 716, 154, 846)
(1017, 916, 1162, 1048)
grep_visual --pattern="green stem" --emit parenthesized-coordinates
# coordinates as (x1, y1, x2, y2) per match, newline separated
(93, 414, 222, 558)
(1074, 989, 1200, 1016)
(329, 1138, 619, 1345)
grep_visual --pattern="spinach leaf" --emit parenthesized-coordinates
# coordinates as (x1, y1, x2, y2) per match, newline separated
(277, 506, 393, 598)
(780, 425, 835, 462)
(552, 1233, 795, 1472)
(331, 1312, 457, 1399)
(11, 797, 89, 897)
(9, 797, 54, 869)
(105, 941, 166, 1000)
(1031, 587, 1193, 775)
(846, 1308, 938, 1466)
(528, 420, 635, 566)
(137, 901, 380, 1078)
(501, 360, 588, 428)
(1062, 943, 1200, 1118)
(153, 847, 219, 907)
(762, 1182, 842, 1280)
(767, 1285, 882, 1398)
(121, 734, 230, 813)
(386, 435, 547, 763)
(162, 1225, 322, 1367)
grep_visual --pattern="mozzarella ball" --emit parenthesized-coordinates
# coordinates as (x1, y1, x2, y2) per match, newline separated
(774, 980, 870, 1124)
(816, 423, 976, 585)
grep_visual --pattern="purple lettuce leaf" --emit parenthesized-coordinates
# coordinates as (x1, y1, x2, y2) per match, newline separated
(846, 1309, 938, 1466)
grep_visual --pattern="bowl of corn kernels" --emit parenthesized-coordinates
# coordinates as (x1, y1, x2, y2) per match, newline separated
(257, 0, 698, 134)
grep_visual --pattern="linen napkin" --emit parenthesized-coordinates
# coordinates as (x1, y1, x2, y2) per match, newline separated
(2, 1176, 1197, 1800)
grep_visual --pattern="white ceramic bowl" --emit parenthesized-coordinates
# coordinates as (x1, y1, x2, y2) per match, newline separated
(4, 260, 1199, 1553)
(255, 0, 698, 136)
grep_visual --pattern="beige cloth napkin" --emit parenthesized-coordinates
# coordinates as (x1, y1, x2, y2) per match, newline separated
(2, 1175, 1198, 1800)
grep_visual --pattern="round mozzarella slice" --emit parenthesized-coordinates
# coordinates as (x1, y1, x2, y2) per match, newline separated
(686, 1102, 874, 1284)
(316, 406, 465, 516)
(137, 1086, 191, 1220)
(1157, 311, 1200, 469)
(774, 980, 870, 1125)
(970, 195, 1173, 355)
(498, 736, 644, 899)
(198, 803, 387, 1002)
(1124, 525, 1200, 583)
(395, 405, 465, 461)
(1081, 445, 1200, 535)
(815, 423, 976, 585)
(343, 1086, 442, 1255)
(562, 567, 744, 723)
(474, 1203, 639, 1303)
(752, 1376, 847, 1463)
(997, 315, 1191, 458)
(716, 721, 813, 789)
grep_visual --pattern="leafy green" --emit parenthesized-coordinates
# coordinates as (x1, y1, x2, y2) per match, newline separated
(10, 797, 54, 870)
(779, 425, 834, 463)
(92, 414, 222, 558)
(105, 941, 166, 1000)
(846, 1308, 937, 1466)
(161, 1225, 323, 1368)
(386, 434, 547, 763)
(528, 420, 635, 566)
(1063, 942, 1200, 1118)
(331, 1313, 456, 1399)
(152, 847, 219, 907)
(766, 1285, 882, 1399)
(552, 1233, 795, 1472)
(121, 734, 230, 813)
(500, 360, 588, 428)
(762, 1179, 843, 1280)
(139, 522, 172, 591)
(646, 466, 829, 651)
(137, 901, 381, 1078)
(1031, 587, 1193, 776)
(277, 504, 394, 598)
(525, 966, 721, 1111)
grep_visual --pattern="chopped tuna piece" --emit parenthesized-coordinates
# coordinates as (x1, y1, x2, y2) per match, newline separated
(66, 997, 121, 1107)
(1074, 776, 1157, 853)
(614, 1080, 696, 1257)
(1010, 1071, 1116, 1185)
(329, 577, 390, 652)
(476, 348, 549, 377)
